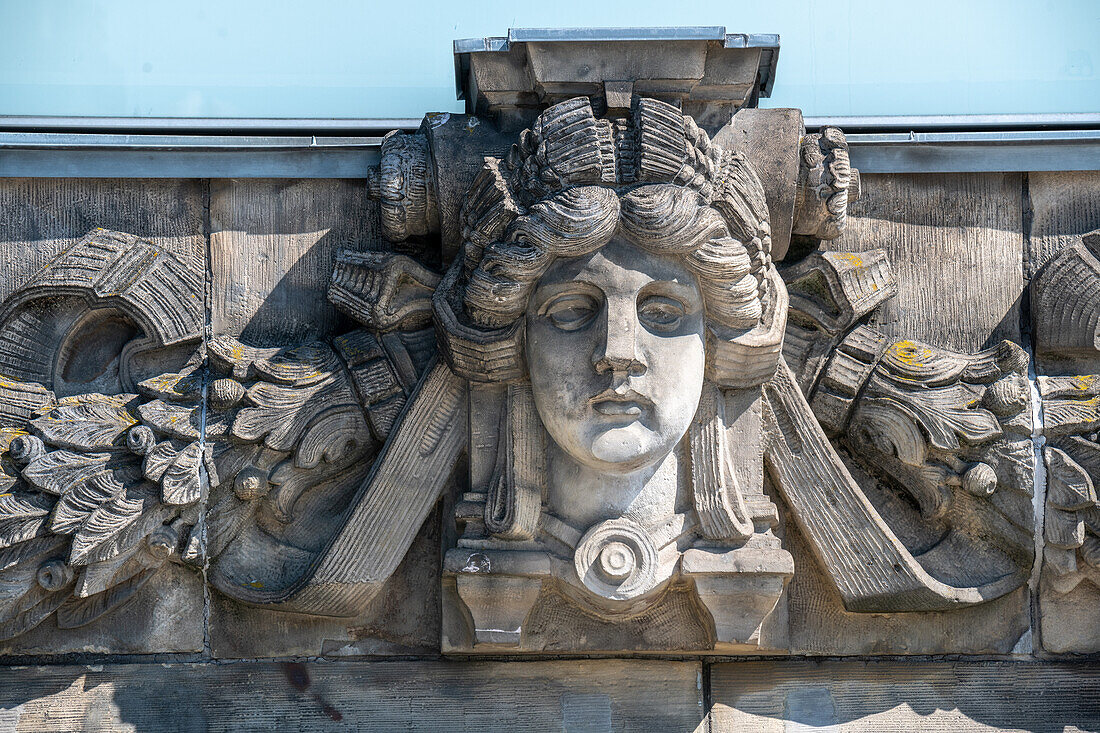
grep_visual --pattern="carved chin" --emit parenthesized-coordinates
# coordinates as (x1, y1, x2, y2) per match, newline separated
(581, 423, 676, 472)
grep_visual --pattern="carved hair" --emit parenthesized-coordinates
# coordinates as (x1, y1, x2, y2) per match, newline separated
(464, 185, 762, 330)
(438, 96, 785, 389)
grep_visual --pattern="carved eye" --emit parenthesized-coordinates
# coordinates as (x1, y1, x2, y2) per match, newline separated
(543, 293, 600, 331)
(638, 295, 686, 333)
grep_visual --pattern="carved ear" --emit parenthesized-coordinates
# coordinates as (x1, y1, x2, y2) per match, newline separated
(688, 382, 754, 542)
(484, 382, 545, 541)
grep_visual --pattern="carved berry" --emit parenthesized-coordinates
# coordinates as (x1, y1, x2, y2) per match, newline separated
(36, 560, 73, 591)
(234, 466, 270, 501)
(963, 462, 998, 497)
(126, 425, 157, 455)
(208, 378, 245, 410)
(8, 434, 45, 466)
(147, 526, 178, 559)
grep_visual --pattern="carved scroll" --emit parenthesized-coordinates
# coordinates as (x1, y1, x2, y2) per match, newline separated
(1031, 229, 1100, 595)
(1032, 231, 1100, 356)
(763, 358, 1026, 612)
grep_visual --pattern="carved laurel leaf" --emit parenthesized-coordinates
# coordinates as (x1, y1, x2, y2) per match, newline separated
(77, 502, 174, 567)
(0, 492, 52, 550)
(143, 439, 186, 482)
(50, 472, 126, 535)
(207, 335, 281, 380)
(161, 441, 203, 506)
(69, 491, 147, 565)
(75, 544, 139, 597)
(0, 537, 70, 641)
(0, 535, 66, 574)
(0, 585, 71, 642)
(57, 562, 159, 630)
(136, 400, 203, 441)
(234, 380, 332, 450)
(868, 382, 1001, 451)
(29, 396, 139, 451)
(253, 343, 339, 386)
(21, 449, 112, 495)
(1046, 447, 1099, 511)
(137, 370, 204, 402)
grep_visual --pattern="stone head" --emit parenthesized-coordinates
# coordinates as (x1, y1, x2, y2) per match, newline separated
(435, 96, 787, 538)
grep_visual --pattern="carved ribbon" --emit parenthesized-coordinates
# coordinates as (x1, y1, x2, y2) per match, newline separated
(763, 358, 1025, 612)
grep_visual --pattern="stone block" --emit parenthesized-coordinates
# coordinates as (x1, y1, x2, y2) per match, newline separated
(0, 660, 704, 731)
(710, 660, 1100, 731)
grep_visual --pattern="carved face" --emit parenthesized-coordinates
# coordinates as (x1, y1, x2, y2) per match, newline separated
(525, 237, 707, 474)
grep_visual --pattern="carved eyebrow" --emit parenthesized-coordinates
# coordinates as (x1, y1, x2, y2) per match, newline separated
(638, 280, 703, 308)
(530, 280, 604, 313)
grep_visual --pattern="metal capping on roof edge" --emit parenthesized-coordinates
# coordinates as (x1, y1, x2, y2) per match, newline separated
(452, 27, 781, 101)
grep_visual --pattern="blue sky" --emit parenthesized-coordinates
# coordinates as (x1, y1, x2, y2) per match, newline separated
(0, 0, 1096, 118)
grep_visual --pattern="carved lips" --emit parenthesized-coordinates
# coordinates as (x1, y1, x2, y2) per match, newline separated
(589, 388, 653, 420)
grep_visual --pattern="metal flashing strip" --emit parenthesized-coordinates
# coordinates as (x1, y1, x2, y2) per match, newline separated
(0, 133, 384, 177)
(0, 117, 420, 134)
(805, 113, 1100, 132)
(453, 26, 781, 102)
(845, 129, 1100, 173)
(0, 126, 1098, 177)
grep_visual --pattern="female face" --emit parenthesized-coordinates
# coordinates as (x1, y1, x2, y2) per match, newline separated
(525, 237, 706, 474)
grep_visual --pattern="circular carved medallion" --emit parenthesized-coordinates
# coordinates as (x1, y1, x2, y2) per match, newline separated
(573, 518, 660, 601)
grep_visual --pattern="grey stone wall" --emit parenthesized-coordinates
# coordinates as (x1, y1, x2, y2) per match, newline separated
(0, 172, 1097, 731)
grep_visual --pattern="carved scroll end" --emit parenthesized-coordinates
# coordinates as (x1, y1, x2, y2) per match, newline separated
(1032, 231, 1100, 357)
(328, 250, 442, 332)
(792, 127, 860, 242)
(367, 130, 440, 243)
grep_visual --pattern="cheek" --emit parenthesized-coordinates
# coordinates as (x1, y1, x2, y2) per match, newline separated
(526, 322, 599, 414)
(640, 332, 705, 428)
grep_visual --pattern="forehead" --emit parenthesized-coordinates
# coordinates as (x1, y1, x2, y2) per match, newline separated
(535, 238, 696, 293)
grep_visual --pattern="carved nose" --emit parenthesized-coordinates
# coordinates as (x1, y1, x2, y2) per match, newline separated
(593, 353, 646, 376)
(593, 307, 647, 376)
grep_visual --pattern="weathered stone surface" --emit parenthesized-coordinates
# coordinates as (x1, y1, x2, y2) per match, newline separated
(0, 659, 704, 731)
(0, 180, 206, 655)
(0, 178, 205, 304)
(209, 178, 383, 344)
(710, 660, 1100, 731)
(831, 172, 1024, 352)
(208, 508, 441, 658)
(1028, 187, 1100, 653)
(0, 565, 203, 655)
(784, 524, 1031, 655)
(1028, 171, 1100, 279)
(2, 33, 1099, 678)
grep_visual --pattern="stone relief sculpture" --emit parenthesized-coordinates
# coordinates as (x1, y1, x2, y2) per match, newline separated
(0, 19, 1061, 652)
(1031, 230, 1100, 594)
(0, 92, 1041, 654)
(0, 231, 450, 636)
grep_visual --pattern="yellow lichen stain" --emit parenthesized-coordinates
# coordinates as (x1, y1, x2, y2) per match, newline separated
(830, 252, 865, 267)
(1073, 374, 1098, 391)
(888, 339, 933, 369)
